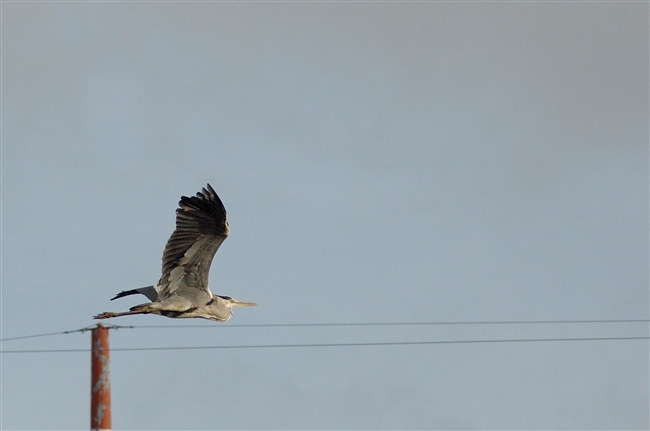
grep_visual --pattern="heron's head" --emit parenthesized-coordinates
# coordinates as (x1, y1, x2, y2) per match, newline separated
(218, 295, 258, 308)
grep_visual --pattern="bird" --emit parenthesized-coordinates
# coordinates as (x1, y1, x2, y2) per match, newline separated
(94, 184, 257, 322)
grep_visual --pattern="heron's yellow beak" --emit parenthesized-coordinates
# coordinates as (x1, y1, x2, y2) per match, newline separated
(231, 300, 258, 307)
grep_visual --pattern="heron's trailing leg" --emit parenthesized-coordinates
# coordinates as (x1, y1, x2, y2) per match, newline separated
(94, 305, 152, 320)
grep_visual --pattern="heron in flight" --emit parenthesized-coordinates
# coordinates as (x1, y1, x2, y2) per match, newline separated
(94, 184, 256, 322)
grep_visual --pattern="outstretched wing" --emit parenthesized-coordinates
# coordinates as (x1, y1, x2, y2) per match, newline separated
(157, 184, 229, 299)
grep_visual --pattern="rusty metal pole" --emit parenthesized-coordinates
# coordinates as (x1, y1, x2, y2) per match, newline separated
(91, 324, 112, 431)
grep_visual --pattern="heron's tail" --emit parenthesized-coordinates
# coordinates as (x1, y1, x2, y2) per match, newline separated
(111, 285, 157, 301)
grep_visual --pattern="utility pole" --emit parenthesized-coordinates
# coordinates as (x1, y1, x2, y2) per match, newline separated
(91, 324, 112, 431)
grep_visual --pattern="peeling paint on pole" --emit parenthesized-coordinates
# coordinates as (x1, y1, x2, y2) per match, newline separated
(91, 324, 111, 431)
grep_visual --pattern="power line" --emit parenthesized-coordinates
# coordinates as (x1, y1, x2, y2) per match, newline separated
(1, 336, 647, 353)
(1, 319, 647, 342)
(0, 324, 132, 342)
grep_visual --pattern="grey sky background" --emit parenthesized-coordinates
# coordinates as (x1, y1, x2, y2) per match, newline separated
(1, 2, 648, 430)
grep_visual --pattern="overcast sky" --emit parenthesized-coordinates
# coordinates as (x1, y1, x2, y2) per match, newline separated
(1, 2, 648, 430)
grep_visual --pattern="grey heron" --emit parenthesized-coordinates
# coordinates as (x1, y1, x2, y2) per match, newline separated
(94, 184, 256, 322)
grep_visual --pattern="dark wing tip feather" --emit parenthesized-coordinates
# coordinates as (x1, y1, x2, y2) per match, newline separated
(174, 183, 228, 236)
(177, 183, 227, 225)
